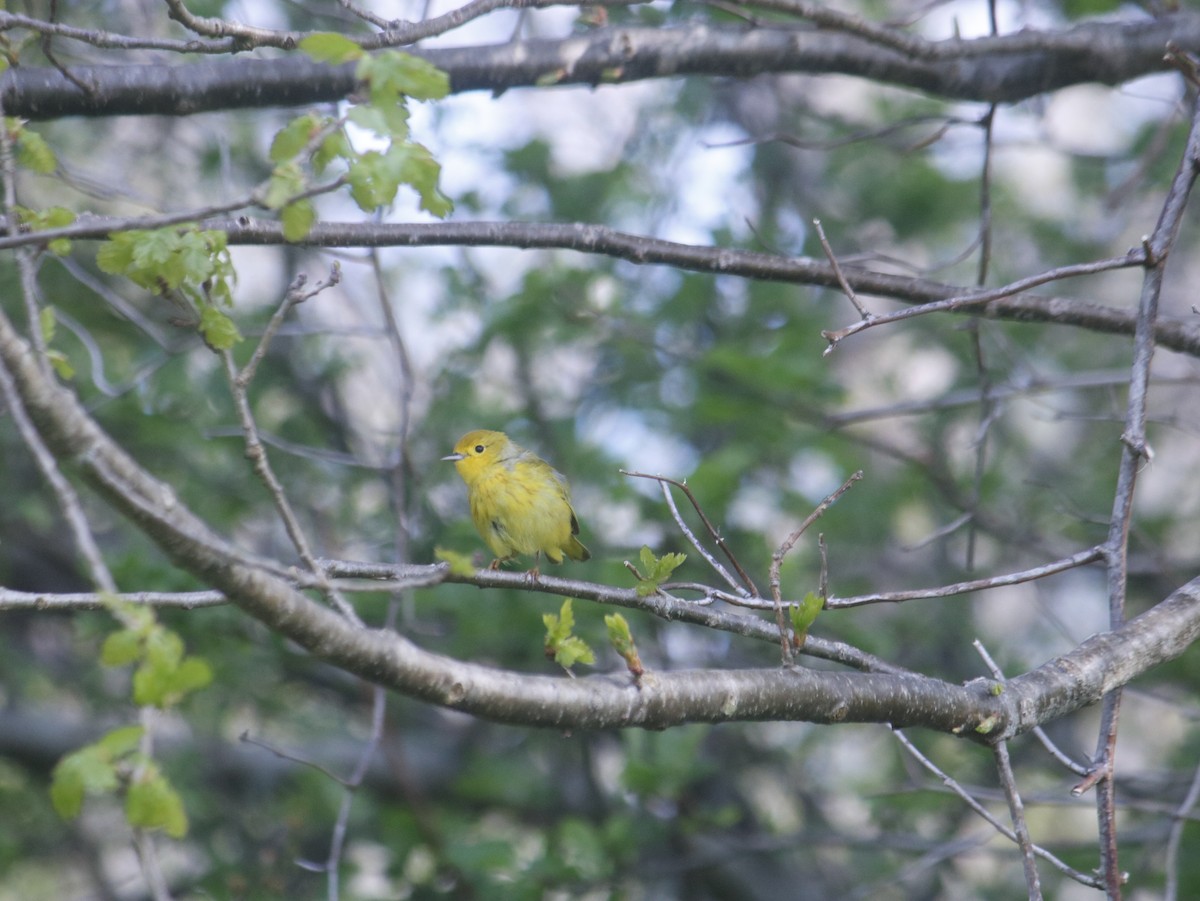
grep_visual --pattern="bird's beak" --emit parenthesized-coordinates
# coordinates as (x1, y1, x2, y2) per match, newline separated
(442, 452, 464, 462)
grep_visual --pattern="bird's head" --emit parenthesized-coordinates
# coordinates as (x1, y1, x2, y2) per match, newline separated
(443, 429, 511, 483)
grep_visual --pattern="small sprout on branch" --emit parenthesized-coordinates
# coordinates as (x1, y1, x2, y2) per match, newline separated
(627, 546, 687, 597)
(14, 205, 75, 255)
(788, 591, 823, 649)
(543, 599, 595, 673)
(605, 613, 644, 679)
(434, 546, 477, 578)
(38, 306, 75, 379)
(297, 32, 365, 64)
(975, 715, 999, 735)
(5, 117, 57, 174)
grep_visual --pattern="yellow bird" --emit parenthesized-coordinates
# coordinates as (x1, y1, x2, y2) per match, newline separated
(443, 429, 590, 572)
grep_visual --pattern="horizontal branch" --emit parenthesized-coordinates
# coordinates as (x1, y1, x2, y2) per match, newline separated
(209, 218, 1200, 358)
(5, 213, 1197, 356)
(2, 13, 1198, 119)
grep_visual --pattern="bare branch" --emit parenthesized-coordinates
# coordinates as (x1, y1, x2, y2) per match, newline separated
(5, 14, 1200, 117)
(827, 546, 1104, 609)
(892, 728, 1100, 888)
(994, 740, 1043, 899)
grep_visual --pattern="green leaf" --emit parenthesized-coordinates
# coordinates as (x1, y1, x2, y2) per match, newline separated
(198, 305, 243, 350)
(50, 747, 119, 820)
(347, 150, 397, 210)
(553, 636, 595, 668)
(281, 199, 316, 242)
(11, 121, 56, 173)
(101, 628, 142, 666)
(262, 162, 305, 210)
(788, 591, 823, 638)
(126, 769, 188, 838)
(96, 227, 235, 307)
(605, 613, 644, 677)
(95, 233, 136, 276)
(435, 546, 477, 577)
(547, 599, 578, 647)
(543, 599, 596, 670)
(38, 305, 56, 343)
(391, 142, 452, 217)
(313, 129, 353, 173)
(632, 547, 687, 596)
(347, 102, 410, 141)
(605, 613, 634, 651)
(357, 50, 449, 103)
(299, 32, 364, 64)
(169, 656, 214, 697)
(96, 725, 146, 758)
(47, 349, 75, 380)
(143, 627, 184, 672)
(269, 113, 322, 163)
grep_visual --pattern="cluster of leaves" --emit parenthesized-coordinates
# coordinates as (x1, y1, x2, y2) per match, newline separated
(96, 226, 240, 349)
(543, 599, 644, 677)
(265, 34, 452, 239)
(50, 600, 212, 839)
(630, 546, 687, 596)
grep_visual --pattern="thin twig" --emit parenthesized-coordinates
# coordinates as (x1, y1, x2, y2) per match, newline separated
(827, 546, 1104, 608)
(621, 470, 759, 596)
(993, 739, 1043, 900)
(768, 471, 863, 662)
(222, 270, 359, 622)
(813, 218, 870, 320)
(973, 640, 1087, 776)
(1164, 757, 1200, 901)
(891, 728, 1103, 888)
(821, 251, 1144, 354)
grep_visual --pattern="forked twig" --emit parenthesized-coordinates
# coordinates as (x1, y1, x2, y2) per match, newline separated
(891, 728, 1103, 889)
(768, 471, 862, 663)
(621, 470, 759, 596)
(973, 640, 1087, 776)
(814, 218, 871, 321)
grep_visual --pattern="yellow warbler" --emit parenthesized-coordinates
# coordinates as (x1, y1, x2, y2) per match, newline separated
(443, 429, 590, 572)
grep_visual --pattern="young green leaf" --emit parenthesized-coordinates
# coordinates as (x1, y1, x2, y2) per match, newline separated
(357, 50, 450, 103)
(299, 32, 364, 65)
(632, 546, 687, 596)
(605, 613, 644, 677)
(434, 547, 478, 577)
(270, 113, 323, 163)
(543, 599, 596, 671)
(198, 305, 243, 350)
(281, 199, 316, 242)
(8, 119, 57, 173)
(38, 305, 56, 343)
(126, 767, 189, 838)
(788, 591, 824, 647)
(101, 628, 143, 667)
(96, 725, 146, 758)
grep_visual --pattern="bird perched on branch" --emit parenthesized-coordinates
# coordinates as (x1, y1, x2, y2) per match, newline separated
(443, 429, 590, 573)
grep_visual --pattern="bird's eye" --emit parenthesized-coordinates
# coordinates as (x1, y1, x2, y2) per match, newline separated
(474, 444, 485, 454)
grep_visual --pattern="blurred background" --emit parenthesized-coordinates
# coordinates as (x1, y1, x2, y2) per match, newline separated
(1, 0, 1199, 898)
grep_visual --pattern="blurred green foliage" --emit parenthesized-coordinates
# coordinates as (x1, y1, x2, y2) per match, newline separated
(0, 1, 1197, 899)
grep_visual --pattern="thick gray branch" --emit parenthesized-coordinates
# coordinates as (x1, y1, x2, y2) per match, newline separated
(2, 14, 1197, 119)
(0, 290, 1196, 734)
